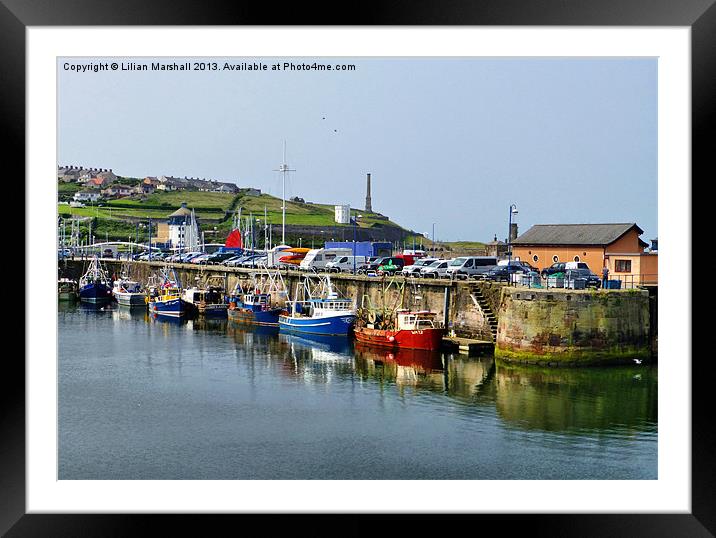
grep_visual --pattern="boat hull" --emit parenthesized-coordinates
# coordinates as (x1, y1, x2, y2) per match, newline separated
(228, 305, 283, 326)
(279, 313, 355, 336)
(195, 303, 228, 318)
(354, 326, 446, 351)
(114, 292, 147, 306)
(149, 297, 186, 317)
(79, 282, 112, 303)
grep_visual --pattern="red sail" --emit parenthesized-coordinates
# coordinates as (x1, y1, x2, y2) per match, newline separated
(225, 229, 243, 248)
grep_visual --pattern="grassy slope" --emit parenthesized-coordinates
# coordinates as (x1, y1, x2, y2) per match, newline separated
(58, 187, 412, 242)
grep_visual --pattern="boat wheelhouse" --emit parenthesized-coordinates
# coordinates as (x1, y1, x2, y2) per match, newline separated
(182, 285, 228, 317)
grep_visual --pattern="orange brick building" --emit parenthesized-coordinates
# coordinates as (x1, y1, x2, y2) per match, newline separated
(511, 223, 657, 286)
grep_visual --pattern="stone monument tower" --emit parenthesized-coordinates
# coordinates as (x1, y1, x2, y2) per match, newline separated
(365, 173, 372, 213)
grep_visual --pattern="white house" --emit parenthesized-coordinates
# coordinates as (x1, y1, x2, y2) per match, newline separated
(334, 204, 351, 224)
(167, 202, 200, 251)
(73, 191, 101, 203)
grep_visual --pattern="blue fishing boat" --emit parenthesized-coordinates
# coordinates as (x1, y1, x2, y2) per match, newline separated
(278, 275, 356, 336)
(227, 268, 287, 326)
(78, 256, 112, 303)
(147, 267, 186, 318)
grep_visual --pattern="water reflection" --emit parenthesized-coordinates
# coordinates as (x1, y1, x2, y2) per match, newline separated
(353, 344, 496, 401)
(494, 360, 658, 435)
(112, 304, 149, 322)
(58, 302, 657, 439)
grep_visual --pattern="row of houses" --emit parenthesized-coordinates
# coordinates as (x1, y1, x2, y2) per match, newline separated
(58, 165, 117, 184)
(59, 165, 261, 197)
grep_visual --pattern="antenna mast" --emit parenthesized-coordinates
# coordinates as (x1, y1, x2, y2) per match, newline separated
(273, 140, 295, 245)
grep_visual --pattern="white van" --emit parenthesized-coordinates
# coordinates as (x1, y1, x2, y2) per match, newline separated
(299, 248, 354, 271)
(324, 255, 368, 273)
(445, 256, 498, 279)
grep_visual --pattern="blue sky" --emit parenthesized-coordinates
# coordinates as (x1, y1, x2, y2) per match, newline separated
(58, 57, 657, 242)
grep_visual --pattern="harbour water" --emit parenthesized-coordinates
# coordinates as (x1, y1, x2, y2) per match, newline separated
(58, 302, 657, 480)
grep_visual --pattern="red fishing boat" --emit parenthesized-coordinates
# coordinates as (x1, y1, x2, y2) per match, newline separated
(353, 309, 446, 351)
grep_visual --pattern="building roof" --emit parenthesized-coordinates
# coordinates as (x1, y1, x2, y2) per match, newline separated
(168, 202, 193, 218)
(512, 223, 644, 246)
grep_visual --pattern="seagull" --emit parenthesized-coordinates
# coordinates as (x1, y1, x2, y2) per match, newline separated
(633, 358, 642, 364)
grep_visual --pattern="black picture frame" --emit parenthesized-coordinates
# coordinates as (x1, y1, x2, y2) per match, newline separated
(4, 1, 709, 535)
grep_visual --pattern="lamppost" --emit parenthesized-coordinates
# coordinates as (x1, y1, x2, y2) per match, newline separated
(507, 203, 518, 268)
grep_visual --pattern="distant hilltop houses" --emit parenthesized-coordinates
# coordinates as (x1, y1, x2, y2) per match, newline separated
(58, 164, 261, 202)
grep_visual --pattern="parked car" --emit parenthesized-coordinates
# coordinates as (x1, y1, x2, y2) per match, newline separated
(206, 251, 238, 265)
(541, 261, 591, 278)
(482, 264, 530, 282)
(376, 257, 405, 276)
(240, 254, 266, 267)
(401, 257, 438, 277)
(189, 253, 213, 264)
(228, 254, 258, 267)
(564, 268, 601, 288)
(419, 259, 453, 279)
(220, 255, 242, 266)
(178, 251, 204, 263)
(359, 256, 397, 275)
(355, 257, 380, 274)
(445, 256, 498, 280)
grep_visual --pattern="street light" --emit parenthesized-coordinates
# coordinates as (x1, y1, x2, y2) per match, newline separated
(507, 203, 518, 270)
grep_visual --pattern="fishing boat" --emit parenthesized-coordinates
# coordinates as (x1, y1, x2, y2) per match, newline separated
(112, 265, 147, 306)
(354, 309, 446, 351)
(278, 275, 356, 336)
(78, 256, 113, 303)
(58, 278, 78, 301)
(227, 269, 288, 326)
(147, 266, 186, 318)
(182, 275, 228, 317)
(353, 278, 446, 350)
(113, 279, 147, 306)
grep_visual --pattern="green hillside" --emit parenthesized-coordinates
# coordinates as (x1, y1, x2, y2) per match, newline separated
(58, 183, 411, 241)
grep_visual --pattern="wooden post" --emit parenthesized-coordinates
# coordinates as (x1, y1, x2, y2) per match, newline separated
(443, 286, 450, 328)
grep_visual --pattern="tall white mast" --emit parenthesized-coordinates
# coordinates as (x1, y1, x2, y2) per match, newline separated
(273, 140, 295, 245)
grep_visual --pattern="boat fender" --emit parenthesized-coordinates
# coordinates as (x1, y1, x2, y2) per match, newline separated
(388, 336, 395, 342)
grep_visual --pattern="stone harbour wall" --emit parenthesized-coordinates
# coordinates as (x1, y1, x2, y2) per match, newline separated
(495, 287, 652, 366)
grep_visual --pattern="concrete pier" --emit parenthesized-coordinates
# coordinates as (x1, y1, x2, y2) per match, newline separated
(59, 259, 657, 365)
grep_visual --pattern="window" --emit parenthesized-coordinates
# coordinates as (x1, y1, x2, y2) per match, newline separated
(533, 255, 539, 263)
(574, 256, 580, 262)
(615, 260, 632, 273)
(553, 255, 559, 263)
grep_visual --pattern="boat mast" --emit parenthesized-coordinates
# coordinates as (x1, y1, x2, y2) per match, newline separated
(273, 141, 295, 246)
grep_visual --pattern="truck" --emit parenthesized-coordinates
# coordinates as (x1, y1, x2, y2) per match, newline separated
(324, 241, 392, 258)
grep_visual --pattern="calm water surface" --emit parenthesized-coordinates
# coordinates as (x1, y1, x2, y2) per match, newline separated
(58, 303, 657, 480)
